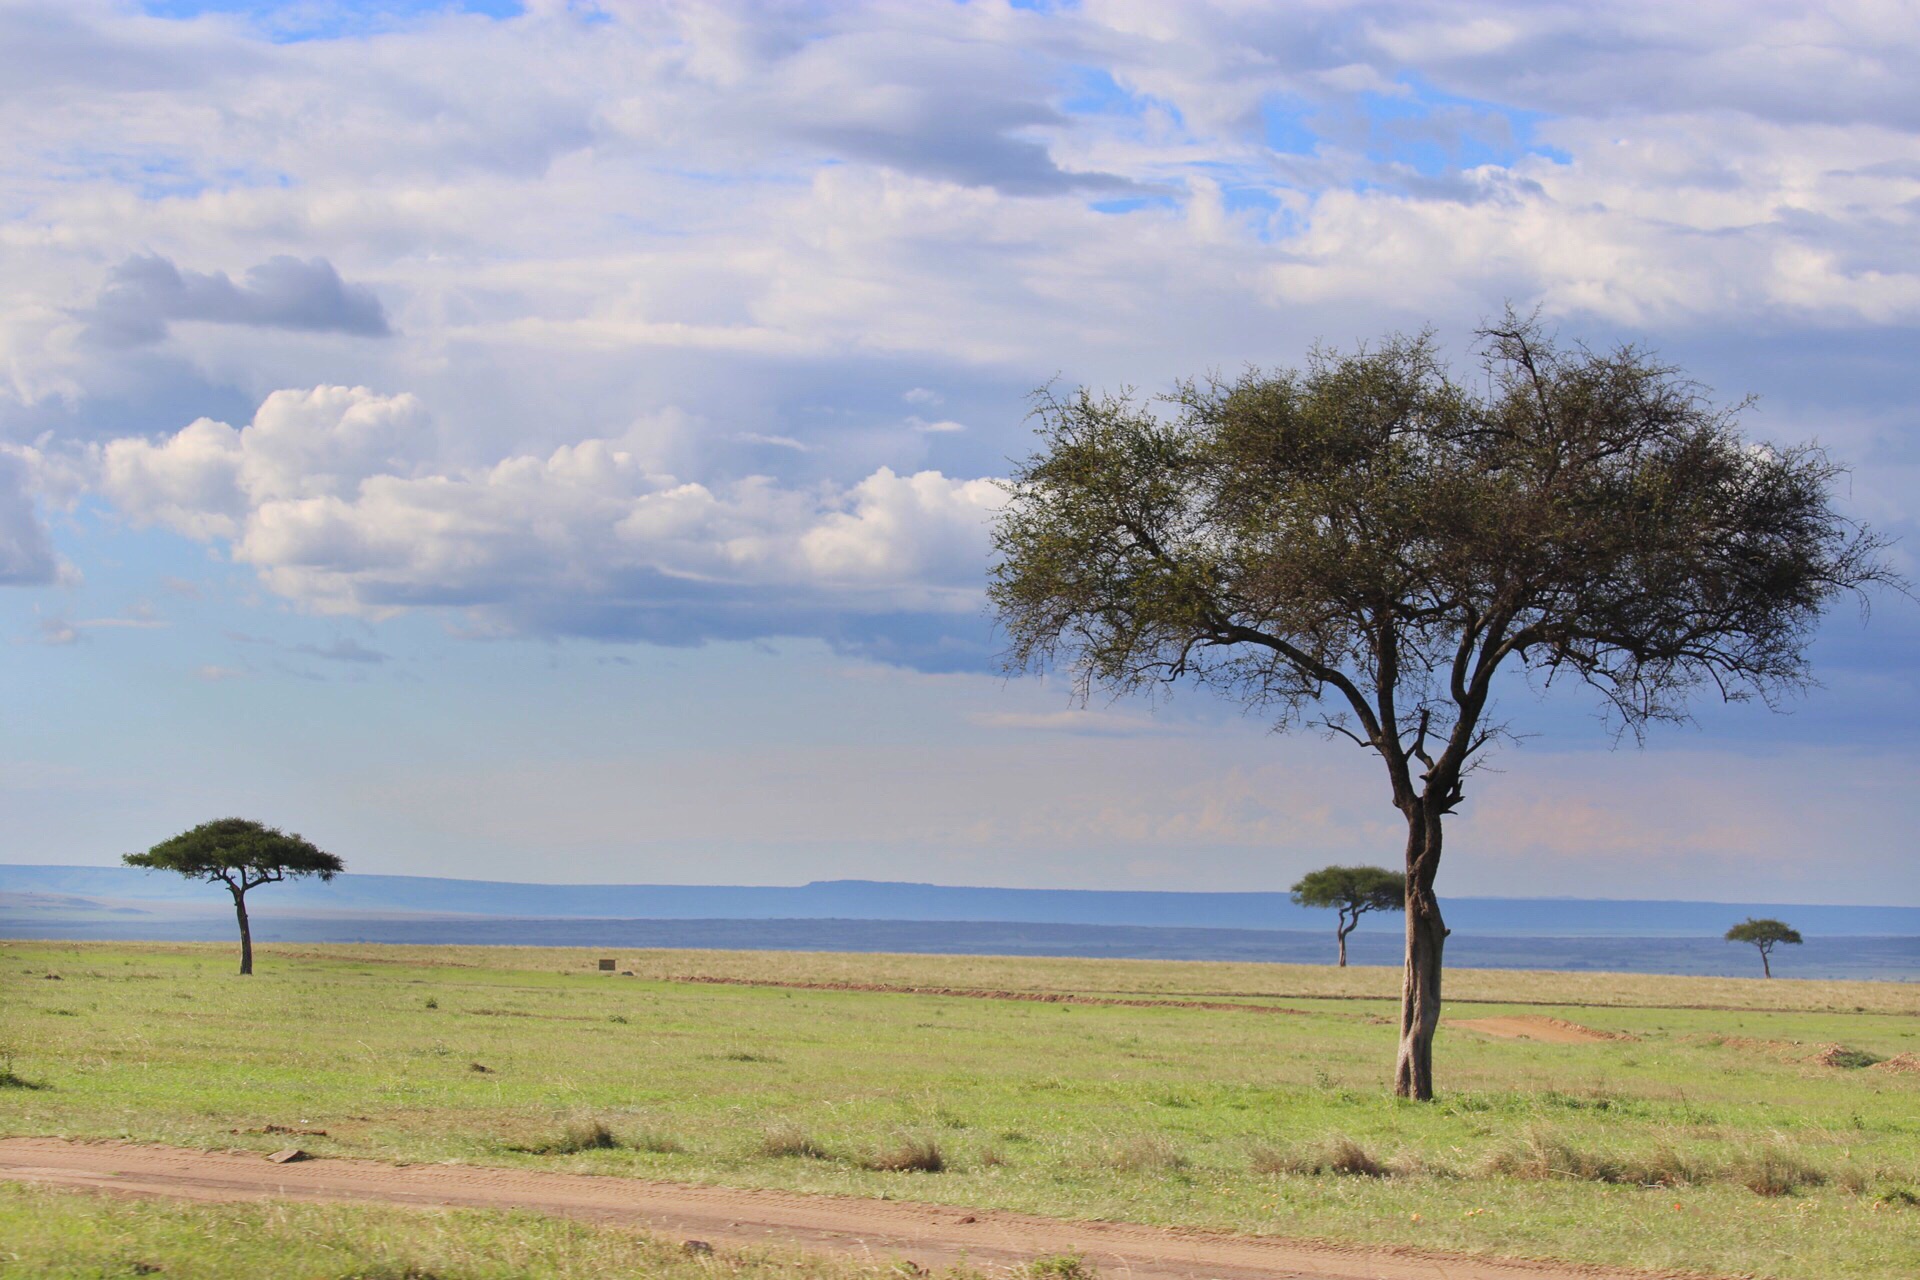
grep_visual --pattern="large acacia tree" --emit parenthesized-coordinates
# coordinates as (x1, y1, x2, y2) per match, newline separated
(989, 318, 1894, 1099)
(125, 818, 344, 975)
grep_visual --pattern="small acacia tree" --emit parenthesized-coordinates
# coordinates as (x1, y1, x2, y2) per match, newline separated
(1725, 917, 1802, 978)
(124, 818, 344, 975)
(990, 316, 1895, 1099)
(1291, 865, 1405, 967)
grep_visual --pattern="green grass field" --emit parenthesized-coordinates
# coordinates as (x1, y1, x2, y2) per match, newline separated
(4, 940, 1918, 1279)
(0, 1183, 982, 1280)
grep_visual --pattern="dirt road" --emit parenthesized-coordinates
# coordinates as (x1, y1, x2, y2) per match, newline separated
(1, 1138, 1696, 1280)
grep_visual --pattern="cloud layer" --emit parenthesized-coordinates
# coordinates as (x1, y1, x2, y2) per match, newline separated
(92, 385, 1002, 657)
(0, 0, 1905, 659)
(84, 255, 389, 347)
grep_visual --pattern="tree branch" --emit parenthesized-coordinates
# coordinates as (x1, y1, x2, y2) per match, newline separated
(1211, 621, 1386, 760)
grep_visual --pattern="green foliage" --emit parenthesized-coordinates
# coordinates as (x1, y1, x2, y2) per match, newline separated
(991, 316, 1896, 1092)
(123, 817, 344, 890)
(1290, 866, 1404, 915)
(123, 818, 344, 973)
(1725, 918, 1804, 975)
(1725, 918, 1804, 949)
(991, 319, 1893, 757)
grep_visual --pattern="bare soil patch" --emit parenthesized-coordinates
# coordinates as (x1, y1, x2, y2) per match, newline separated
(0, 1138, 1697, 1280)
(1450, 1016, 1632, 1044)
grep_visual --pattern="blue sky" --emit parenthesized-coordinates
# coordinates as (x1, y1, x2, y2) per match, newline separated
(1, 0, 1916, 904)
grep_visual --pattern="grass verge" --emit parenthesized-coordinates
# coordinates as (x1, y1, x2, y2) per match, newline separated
(0, 1183, 969, 1280)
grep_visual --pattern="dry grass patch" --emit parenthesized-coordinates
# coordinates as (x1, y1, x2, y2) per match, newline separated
(861, 1136, 945, 1173)
(628, 1126, 686, 1155)
(1250, 1135, 1387, 1178)
(1480, 1127, 1701, 1187)
(509, 1119, 620, 1155)
(1479, 1127, 1830, 1197)
(1100, 1134, 1186, 1174)
(713, 1049, 782, 1063)
(759, 1124, 834, 1161)
(1732, 1143, 1827, 1197)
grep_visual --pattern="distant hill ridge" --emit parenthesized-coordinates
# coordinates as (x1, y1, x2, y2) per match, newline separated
(1, 864, 1913, 937)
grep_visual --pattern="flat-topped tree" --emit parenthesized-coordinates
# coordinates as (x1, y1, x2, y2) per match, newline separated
(125, 818, 343, 974)
(1291, 866, 1405, 967)
(1726, 917, 1802, 978)
(990, 315, 1896, 1099)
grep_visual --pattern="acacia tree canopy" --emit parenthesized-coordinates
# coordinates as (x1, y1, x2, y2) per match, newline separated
(1725, 916, 1803, 977)
(125, 817, 343, 974)
(990, 315, 1896, 1099)
(1291, 865, 1405, 967)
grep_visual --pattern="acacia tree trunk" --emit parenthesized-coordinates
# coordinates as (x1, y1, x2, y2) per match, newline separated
(1394, 804, 1446, 1100)
(230, 887, 253, 976)
(1760, 946, 1771, 979)
(1336, 913, 1354, 967)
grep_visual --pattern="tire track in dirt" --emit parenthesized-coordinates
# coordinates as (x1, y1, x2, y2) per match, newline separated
(0, 1138, 1710, 1280)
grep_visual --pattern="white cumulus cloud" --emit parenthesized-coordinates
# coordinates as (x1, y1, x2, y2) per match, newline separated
(84, 386, 1005, 658)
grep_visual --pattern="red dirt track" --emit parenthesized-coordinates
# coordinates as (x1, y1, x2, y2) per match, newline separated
(1, 1138, 1708, 1280)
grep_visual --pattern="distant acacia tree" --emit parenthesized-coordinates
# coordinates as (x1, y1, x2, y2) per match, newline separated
(125, 818, 344, 974)
(1725, 917, 1802, 978)
(990, 315, 1897, 1099)
(1291, 866, 1406, 967)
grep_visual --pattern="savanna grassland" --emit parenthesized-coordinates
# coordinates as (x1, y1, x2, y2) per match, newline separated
(3, 940, 1917, 1280)
(0, 1184, 964, 1280)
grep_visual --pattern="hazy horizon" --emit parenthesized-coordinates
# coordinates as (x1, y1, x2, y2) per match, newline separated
(15, 859, 1920, 909)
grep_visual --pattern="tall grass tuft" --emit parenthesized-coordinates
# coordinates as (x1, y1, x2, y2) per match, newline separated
(1732, 1143, 1826, 1197)
(1250, 1134, 1385, 1178)
(629, 1126, 686, 1155)
(1103, 1134, 1187, 1173)
(1480, 1126, 1821, 1195)
(862, 1135, 945, 1173)
(512, 1118, 621, 1155)
(759, 1124, 833, 1160)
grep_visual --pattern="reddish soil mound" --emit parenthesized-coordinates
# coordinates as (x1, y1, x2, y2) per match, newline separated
(1811, 1043, 1879, 1069)
(1450, 1016, 1633, 1044)
(1869, 1052, 1920, 1074)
